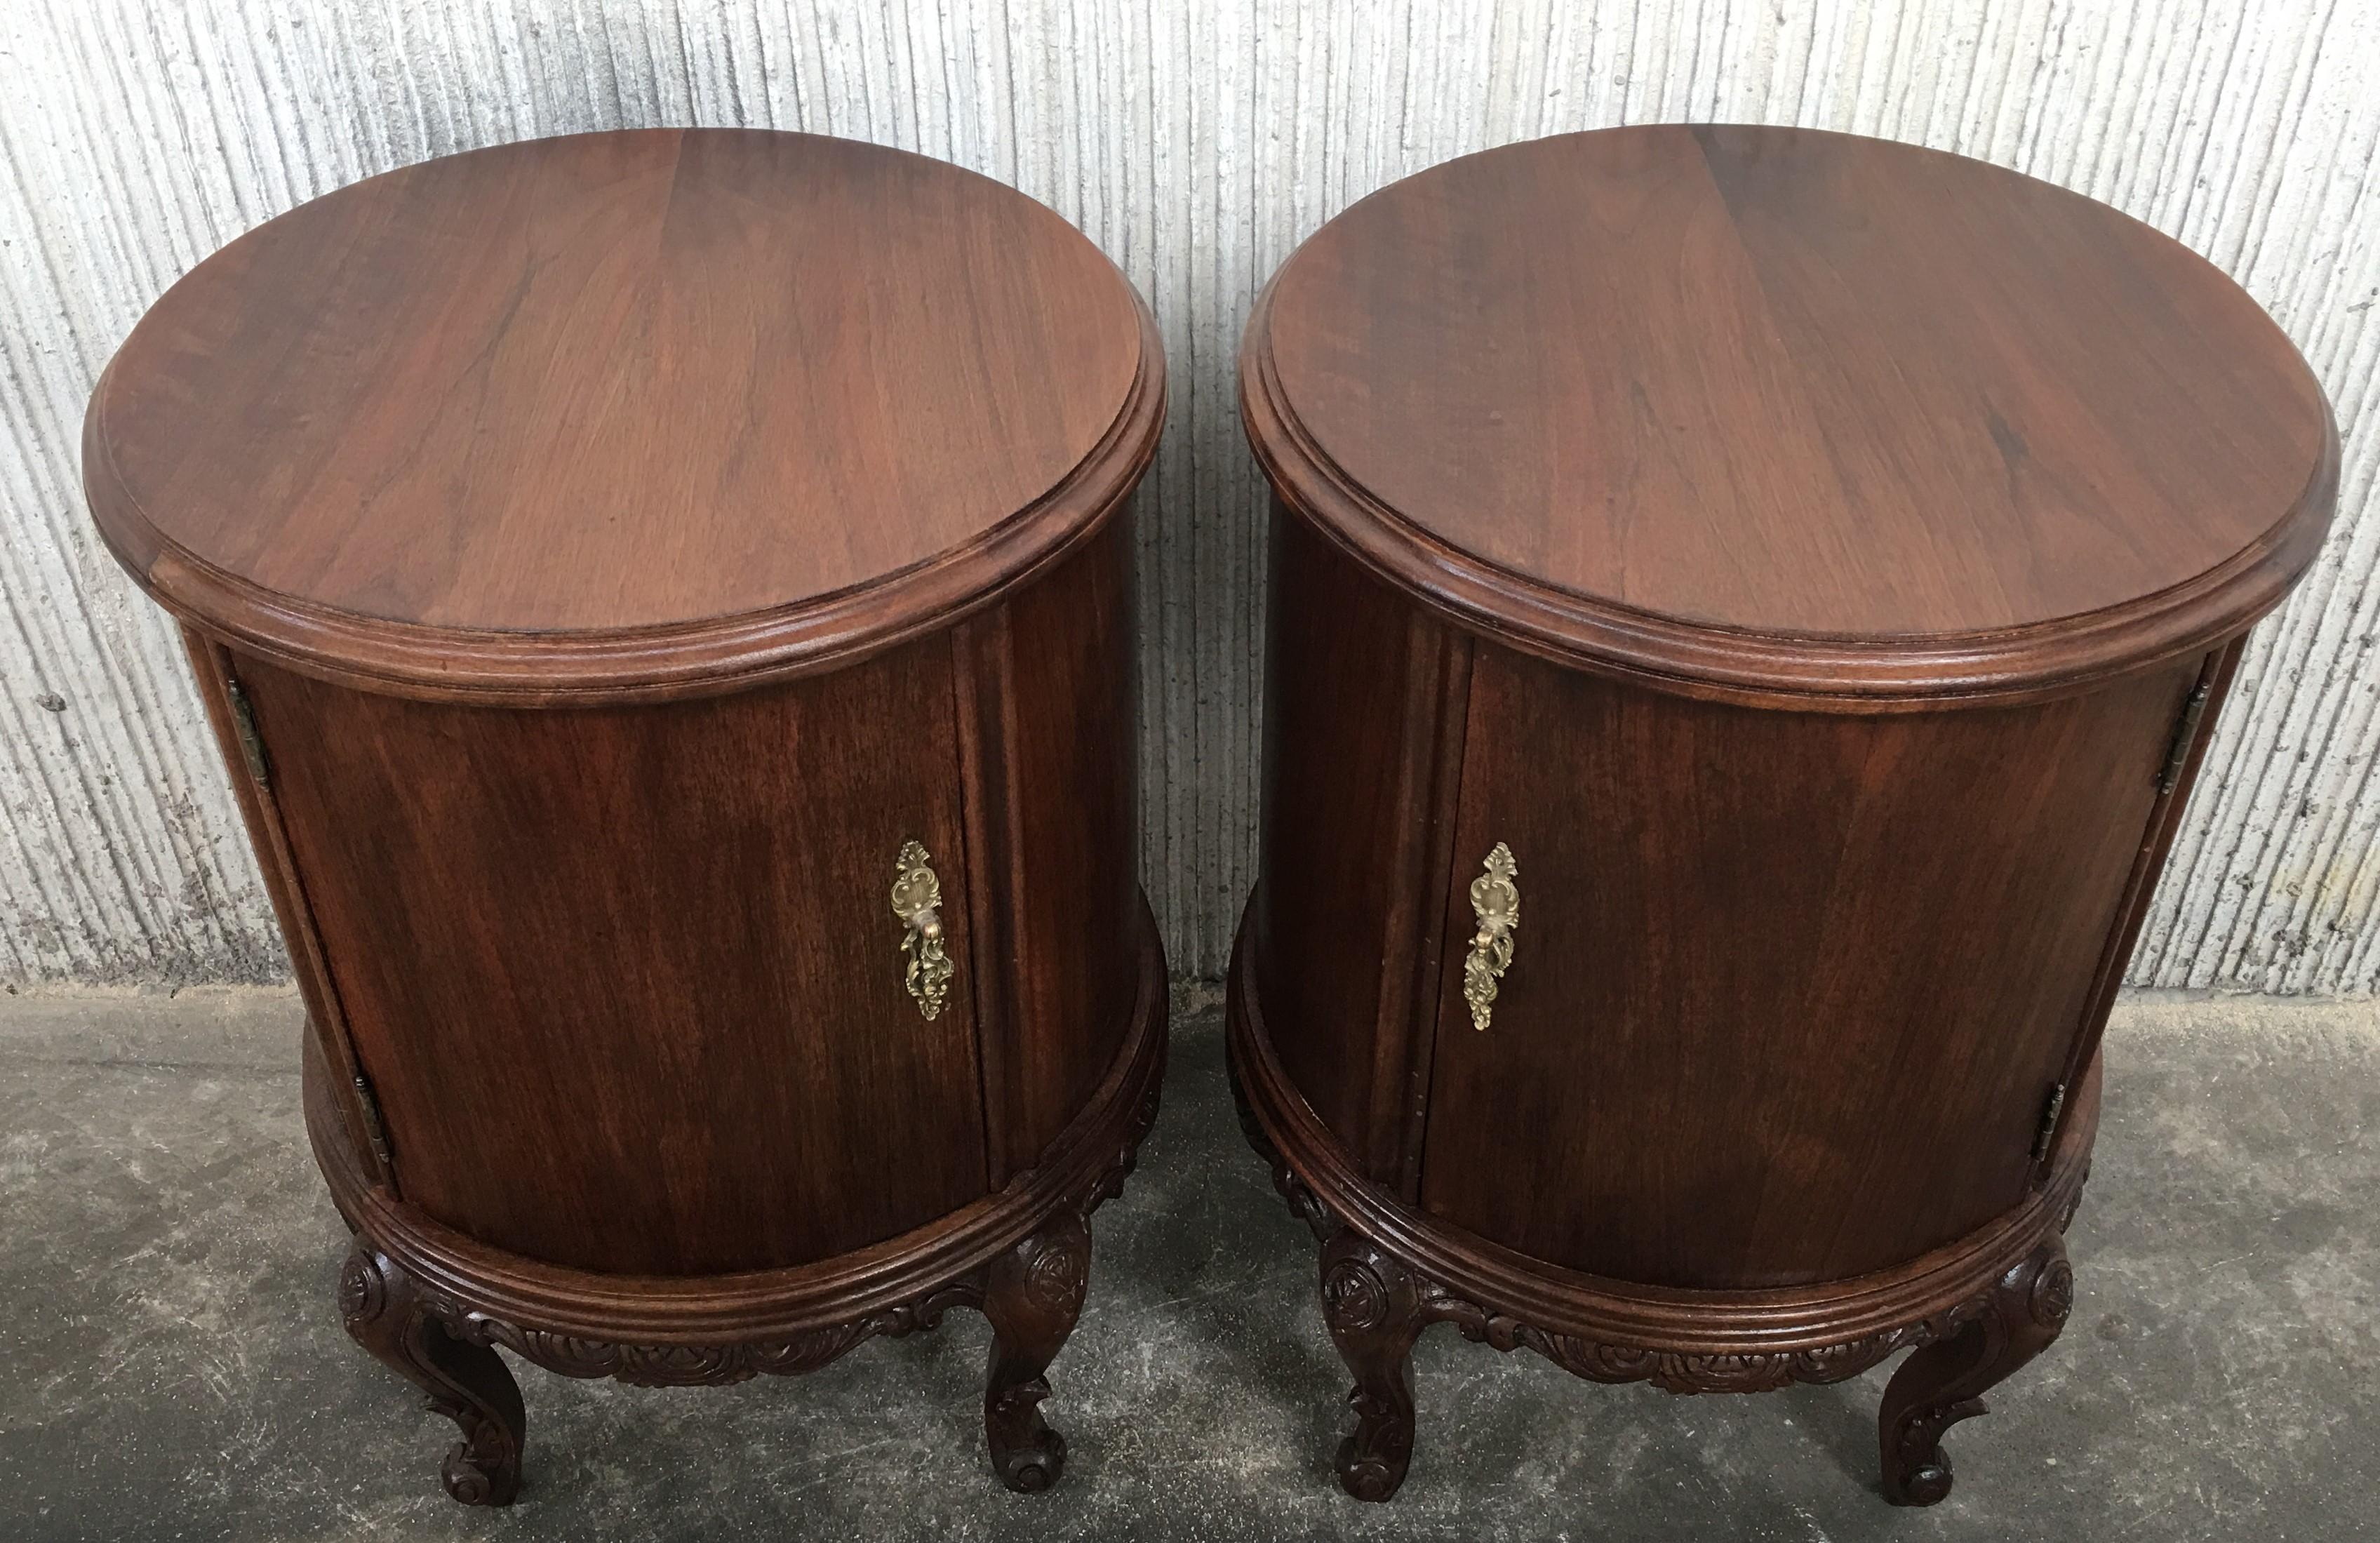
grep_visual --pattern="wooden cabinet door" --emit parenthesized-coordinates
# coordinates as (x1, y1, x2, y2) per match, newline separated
(237, 636, 987, 1276)
(1417, 646, 2197, 1289)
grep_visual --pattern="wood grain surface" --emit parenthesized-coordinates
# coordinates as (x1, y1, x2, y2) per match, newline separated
(1244, 124, 2338, 703)
(1233, 122, 2338, 1501)
(85, 128, 1160, 700)
(90, 124, 1166, 1497)
(240, 636, 988, 1276)
(1254, 511, 1469, 1188)
(1416, 642, 2199, 1288)
(966, 512, 1146, 1179)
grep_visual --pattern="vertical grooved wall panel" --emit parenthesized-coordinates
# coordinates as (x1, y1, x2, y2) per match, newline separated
(2, 1, 2375, 989)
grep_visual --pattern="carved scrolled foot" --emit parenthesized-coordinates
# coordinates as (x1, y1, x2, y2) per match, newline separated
(980, 1208, 1091, 1492)
(1318, 1228, 1432, 1502)
(1879, 1234, 2073, 1506)
(338, 1241, 526, 1507)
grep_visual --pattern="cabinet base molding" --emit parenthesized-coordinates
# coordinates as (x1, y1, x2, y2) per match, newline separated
(309, 897, 1167, 1506)
(1226, 913, 2090, 1505)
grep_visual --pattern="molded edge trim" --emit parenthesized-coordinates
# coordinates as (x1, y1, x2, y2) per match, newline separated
(86, 289, 1164, 707)
(1240, 274, 2338, 714)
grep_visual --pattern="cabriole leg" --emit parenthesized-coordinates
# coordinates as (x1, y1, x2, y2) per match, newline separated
(980, 1208, 1091, 1492)
(1319, 1228, 1433, 1502)
(337, 1241, 526, 1506)
(1879, 1235, 2073, 1505)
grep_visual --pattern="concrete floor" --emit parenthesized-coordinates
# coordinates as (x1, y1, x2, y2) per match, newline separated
(1, 989, 2374, 1542)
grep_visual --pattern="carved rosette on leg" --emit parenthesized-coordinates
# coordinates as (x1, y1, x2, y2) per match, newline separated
(1318, 1229, 1433, 1501)
(1879, 1234, 2074, 1507)
(980, 1208, 1092, 1492)
(338, 1241, 526, 1507)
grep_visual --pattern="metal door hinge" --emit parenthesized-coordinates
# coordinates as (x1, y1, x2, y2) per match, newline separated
(352, 1070, 394, 1172)
(2156, 676, 2213, 794)
(224, 676, 271, 787)
(2031, 1081, 2067, 1164)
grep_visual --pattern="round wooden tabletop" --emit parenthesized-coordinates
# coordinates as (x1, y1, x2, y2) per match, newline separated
(1242, 125, 2337, 704)
(86, 129, 1161, 700)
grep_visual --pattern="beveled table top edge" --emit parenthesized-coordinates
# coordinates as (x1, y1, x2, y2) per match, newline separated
(1240, 253, 2339, 713)
(87, 286, 1164, 705)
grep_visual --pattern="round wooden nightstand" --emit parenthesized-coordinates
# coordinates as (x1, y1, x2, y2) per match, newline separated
(84, 128, 1165, 1502)
(1231, 125, 2335, 1504)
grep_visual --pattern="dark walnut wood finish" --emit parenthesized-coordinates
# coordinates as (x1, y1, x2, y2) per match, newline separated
(86, 128, 1165, 1502)
(1234, 125, 2335, 1504)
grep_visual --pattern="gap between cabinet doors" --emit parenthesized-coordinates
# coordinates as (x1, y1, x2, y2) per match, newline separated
(184, 629, 394, 1192)
(201, 631, 989, 1274)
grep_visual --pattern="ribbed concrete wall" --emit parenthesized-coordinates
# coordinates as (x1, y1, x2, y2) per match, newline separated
(2, 1, 2375, 989)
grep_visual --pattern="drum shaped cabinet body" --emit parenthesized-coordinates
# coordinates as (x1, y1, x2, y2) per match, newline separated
(86, 130, 1166, 1502)
(1231, 125, 2337, 1505)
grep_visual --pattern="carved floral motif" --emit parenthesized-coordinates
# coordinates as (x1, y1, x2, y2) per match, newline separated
(1878, 1238, 2074, 1506)
(1321, 1255, 1393, 1333)
(1024, 1243, 1088, 1314)
(1248, 1109, 2073, 1403)
(1231, 930, 2092, 1506)
(445, 1305, 959, 1388)
(338, 1245, 525, 1507)
(336, 1248, 385, 1325)
(2031, 1255, 2075, 1327)
(890, 839, 956, 1020)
